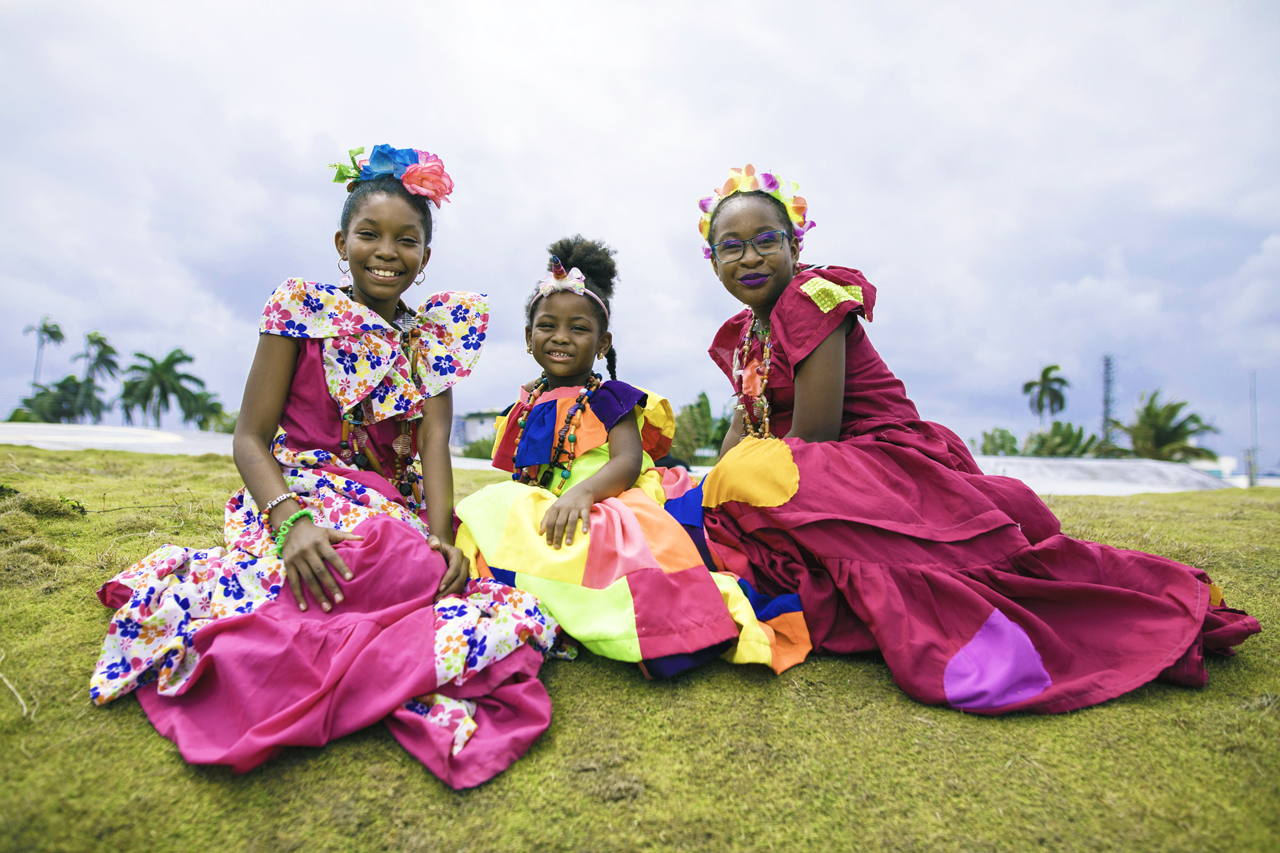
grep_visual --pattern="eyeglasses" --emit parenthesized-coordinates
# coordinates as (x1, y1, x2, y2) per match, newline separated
(710, 230, 790, 263)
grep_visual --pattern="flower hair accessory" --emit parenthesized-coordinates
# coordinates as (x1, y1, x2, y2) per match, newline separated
(529, 256, 610, 324)
(697, 164, 814, 258)
(331, 145, 455, 208)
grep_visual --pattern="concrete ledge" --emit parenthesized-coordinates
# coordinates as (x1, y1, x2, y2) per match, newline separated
(972, 455, 1235, 496)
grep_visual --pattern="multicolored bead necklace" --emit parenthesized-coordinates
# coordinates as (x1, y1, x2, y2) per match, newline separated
(511, 373, 603, 493)
(737, 316, 774, 439)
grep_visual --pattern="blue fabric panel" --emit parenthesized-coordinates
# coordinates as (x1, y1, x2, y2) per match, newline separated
(641, 639, 733, 679)
(487, 566, 517, 587)
(511, 399, 558, 468)
(663, 483, 705, 528)
(590, 381, 647, 431)
(737, 578, 803, 622)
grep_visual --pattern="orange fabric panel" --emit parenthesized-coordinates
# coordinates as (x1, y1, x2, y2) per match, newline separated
(617, 490, 704, 573)
(763, 610, 813, 674)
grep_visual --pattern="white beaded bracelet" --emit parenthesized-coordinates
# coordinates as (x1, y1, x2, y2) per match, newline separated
(262, 492, 295, 514)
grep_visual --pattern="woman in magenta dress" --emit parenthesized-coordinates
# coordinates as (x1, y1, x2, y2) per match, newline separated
(695, 165, 1259, 714)
(89, 146, 563, 788)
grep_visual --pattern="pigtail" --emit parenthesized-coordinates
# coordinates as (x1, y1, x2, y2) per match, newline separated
(604, 346, 618, 381)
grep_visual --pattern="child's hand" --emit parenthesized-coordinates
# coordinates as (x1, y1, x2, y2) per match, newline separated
(281, 519, 364, 613)
(538, 486, 593, 549)
(430, 535, 470, 601)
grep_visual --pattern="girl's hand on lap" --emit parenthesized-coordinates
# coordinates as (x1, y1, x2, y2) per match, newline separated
(430, 535, 470, 600)
(539, 486, 593, 549)
(282, 519, 363, 612)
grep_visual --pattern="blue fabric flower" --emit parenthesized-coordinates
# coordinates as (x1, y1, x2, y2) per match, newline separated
(404, 699, 431, 717)
(335, 349, 360, 375)
(462, 326, 485, 351)
(436, 604, 467, 621)
(104, 657, 132, 680)
(450, 304, 470, 324)
(371, 380, 393, 402)
(432, 355, 458, 376)
(219, 575, 246, 601)
(117, 618, 141, 640)
(302, 294, 324, 315)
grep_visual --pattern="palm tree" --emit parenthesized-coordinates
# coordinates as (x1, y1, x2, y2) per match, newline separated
(1022, 421, 1098, 457)
(1116, 391, 1219, 462)
(182, 390, 226, 431)
(120, 349, 205, 428)
(22, 316, 65, 389)
(72, 331, 120, 423)
(19, 376, 84, 423)
(1022, 365, 1070, 431)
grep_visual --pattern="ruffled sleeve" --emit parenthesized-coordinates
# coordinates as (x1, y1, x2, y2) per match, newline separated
(709, 309, 752, 383)
(412, 291, 490, 398)
(259, 280, 489, 424)
(770, 266, 876, 366)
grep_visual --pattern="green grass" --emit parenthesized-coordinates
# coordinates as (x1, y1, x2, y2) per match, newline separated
(0, 445, 1276, 853)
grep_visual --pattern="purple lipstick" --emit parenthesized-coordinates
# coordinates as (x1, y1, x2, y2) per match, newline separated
(739, 273, 769, 287)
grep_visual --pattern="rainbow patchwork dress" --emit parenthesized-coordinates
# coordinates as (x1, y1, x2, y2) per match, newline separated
(88, 279, 563, 789)
(455, 380, 812, 677)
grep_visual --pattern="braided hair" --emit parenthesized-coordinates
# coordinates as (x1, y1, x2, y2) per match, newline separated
(525, 235, 620, 380)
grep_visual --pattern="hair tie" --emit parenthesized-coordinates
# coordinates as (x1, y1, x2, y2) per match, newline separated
(697, 164, 815, 258)
(330, 144, 455, 208)
(528, 256, 610, 324)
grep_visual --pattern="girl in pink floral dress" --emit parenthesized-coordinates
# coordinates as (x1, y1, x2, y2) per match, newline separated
(90, 146, 564, 789)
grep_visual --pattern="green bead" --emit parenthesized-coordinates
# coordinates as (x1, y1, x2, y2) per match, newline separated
(518, 418, 526, 428)
(560, 469, 571, 479)
(567, 434, 576, 443)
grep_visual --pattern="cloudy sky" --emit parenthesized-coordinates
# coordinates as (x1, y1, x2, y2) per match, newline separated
(2, 1, 1277, 468)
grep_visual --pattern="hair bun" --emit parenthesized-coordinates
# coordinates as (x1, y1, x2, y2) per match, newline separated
(547, 235, 617, 298)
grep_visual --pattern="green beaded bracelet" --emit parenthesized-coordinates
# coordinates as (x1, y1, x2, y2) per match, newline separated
(273, 509, 315, 558)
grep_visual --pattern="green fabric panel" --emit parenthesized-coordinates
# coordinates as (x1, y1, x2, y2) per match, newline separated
(514, 572, 642, 661)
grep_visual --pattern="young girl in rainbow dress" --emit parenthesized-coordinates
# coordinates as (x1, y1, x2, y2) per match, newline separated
(692, 164, 1260, 714)
(454, 236, 743, 677)
(88, 145, 563, 789)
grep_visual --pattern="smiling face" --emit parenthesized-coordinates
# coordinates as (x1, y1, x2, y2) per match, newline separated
(709, 194, 800, 318)
(334, 193, 431, 322)
(526, 291, 612, 389)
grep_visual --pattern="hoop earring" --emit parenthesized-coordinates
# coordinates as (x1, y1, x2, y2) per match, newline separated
(414, 270, 426, 285)
(337, 257, 349, 275)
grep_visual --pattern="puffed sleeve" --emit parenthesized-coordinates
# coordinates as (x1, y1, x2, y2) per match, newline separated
(771, 267, 876, 365)
(413, 291, 490, 398)
(589, 381, 648, 431)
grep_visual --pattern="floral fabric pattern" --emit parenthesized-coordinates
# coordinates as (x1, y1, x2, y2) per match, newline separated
(259, 278, 489, 425)
(398, 579, 561, 756)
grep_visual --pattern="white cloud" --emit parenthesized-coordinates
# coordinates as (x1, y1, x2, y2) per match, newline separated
(1, 0, 1277, 466)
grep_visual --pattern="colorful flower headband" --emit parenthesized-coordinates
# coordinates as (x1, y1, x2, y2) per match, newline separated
(529, 256, 610, 324)
(331, 144, 454, 208)
(697, 164, 814, 258)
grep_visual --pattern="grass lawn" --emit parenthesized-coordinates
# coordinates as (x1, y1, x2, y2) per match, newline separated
(0, 445, 1276, 853)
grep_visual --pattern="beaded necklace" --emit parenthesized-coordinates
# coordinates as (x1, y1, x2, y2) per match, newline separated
(336, 289, 421, 502)
(510, 373, 602, 493)
(736, 315, 774, 439)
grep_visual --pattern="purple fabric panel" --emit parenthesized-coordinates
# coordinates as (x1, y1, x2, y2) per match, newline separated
(943, 609, 1052, 710)
(590, 381, 647, 432)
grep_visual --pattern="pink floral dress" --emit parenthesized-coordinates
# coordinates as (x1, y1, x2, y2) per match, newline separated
(89, 279, 565, 788)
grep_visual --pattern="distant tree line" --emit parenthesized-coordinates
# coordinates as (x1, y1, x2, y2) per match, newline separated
(9, 316, 235, 431)
(975, 362, 1219, 462)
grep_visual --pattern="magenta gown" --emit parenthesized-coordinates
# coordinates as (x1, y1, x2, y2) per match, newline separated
(701, 265, 1259, 714)
(91, 280, 562, 788)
